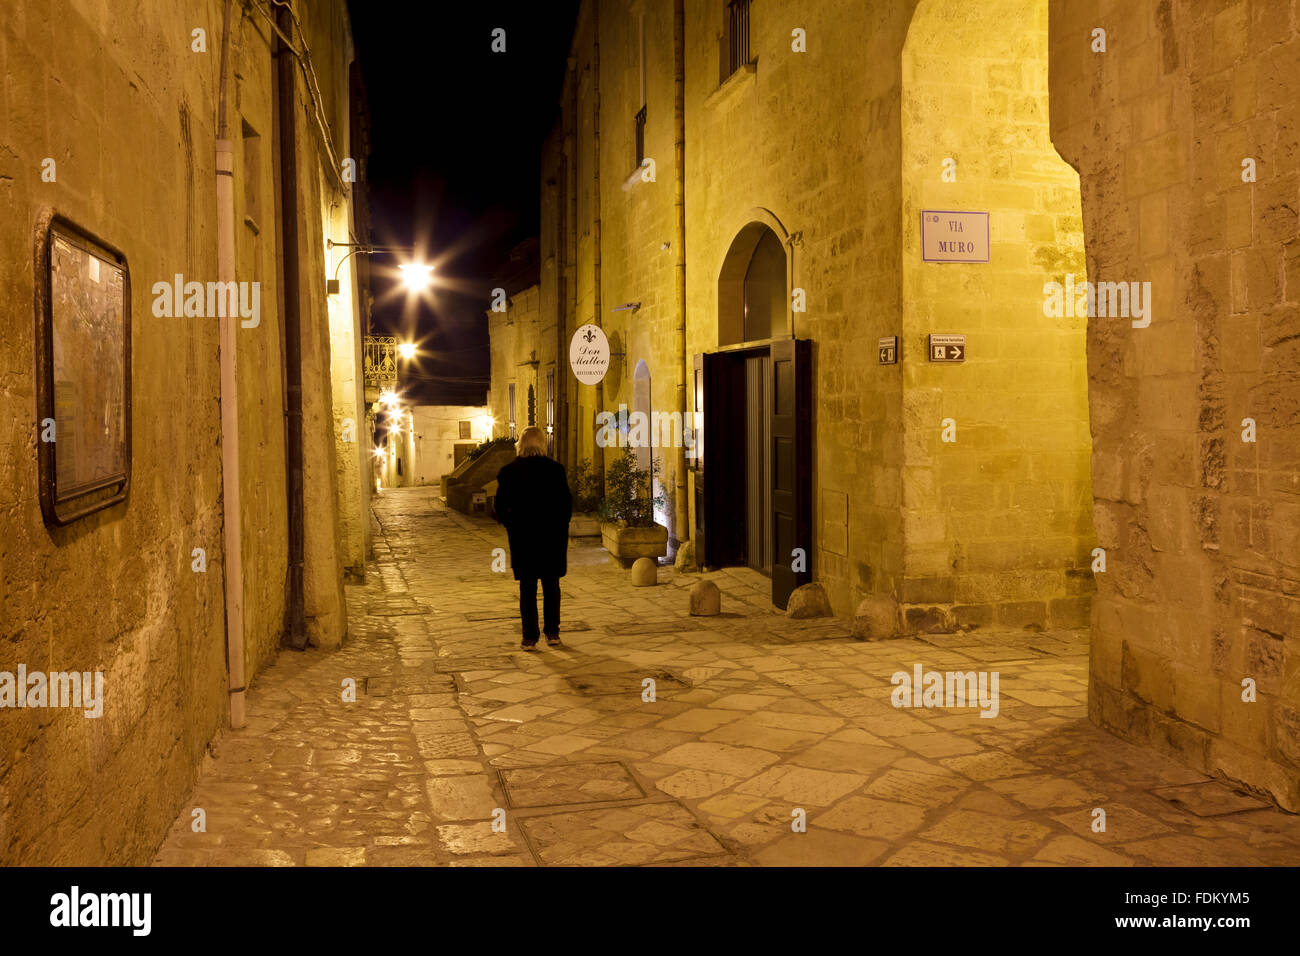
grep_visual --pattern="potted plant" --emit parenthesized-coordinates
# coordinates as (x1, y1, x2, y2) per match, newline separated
(567, 458, 604, 537)
(598, 447, 668, 567)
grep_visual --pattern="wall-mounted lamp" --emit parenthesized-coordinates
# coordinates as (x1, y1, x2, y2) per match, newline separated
(610, 302, 642, 313)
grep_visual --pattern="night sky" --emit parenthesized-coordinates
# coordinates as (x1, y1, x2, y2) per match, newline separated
(347, 1, 581, 406)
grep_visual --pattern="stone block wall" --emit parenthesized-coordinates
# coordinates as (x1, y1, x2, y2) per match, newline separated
(1050, 0, 1300, 809)
(900, 0, 1096, 633)
(0, 0, 362, 862)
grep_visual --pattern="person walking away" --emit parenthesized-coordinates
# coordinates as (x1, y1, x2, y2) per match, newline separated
(493, 426, 572, 650)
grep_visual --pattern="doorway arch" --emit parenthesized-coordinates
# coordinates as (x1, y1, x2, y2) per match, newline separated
(718, 214, 791, 346)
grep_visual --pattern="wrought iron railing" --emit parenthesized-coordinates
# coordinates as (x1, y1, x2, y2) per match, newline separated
(364, 335, 397, 391)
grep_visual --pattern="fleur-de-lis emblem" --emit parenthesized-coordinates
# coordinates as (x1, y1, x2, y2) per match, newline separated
(582, 328, 596, 343)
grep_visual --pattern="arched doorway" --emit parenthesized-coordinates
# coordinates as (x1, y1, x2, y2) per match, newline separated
(695, 217, 811, 608)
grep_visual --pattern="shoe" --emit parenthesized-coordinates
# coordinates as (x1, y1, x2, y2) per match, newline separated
(545, 634, 562, 647)
(520, 640, 539, 651)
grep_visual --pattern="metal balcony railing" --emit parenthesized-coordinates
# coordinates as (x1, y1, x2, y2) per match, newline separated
(364, 335, 397, 391)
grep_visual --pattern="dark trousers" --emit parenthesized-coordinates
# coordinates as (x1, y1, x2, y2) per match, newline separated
(519, 577, 561, 642)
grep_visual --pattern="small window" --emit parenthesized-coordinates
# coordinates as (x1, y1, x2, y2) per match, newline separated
(634, 106, 647, 169)
(459, 420, 471, 439)
(720, 0, 751, 84)
(527, 384, 536, 427)
(35, 214, 131, 525)
(508, 383, 516, 438)
(241, 118, 261, 230)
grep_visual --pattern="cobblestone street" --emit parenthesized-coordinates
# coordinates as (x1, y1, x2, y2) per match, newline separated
(155, 487, 1300, 866)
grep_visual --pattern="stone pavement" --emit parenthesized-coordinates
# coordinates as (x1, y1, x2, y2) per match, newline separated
(154, 486, 1300, 866)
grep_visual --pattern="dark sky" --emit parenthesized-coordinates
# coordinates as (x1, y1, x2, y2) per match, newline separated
(347, 0, 580, 405)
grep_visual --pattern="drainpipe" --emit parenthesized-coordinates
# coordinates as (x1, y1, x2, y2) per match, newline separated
(276, 2, 309, 650)
(216, 0, 246, 727)
(672, 0, 689, 547)
(592, 0, 605, 499)
(565, 61, 579, 471)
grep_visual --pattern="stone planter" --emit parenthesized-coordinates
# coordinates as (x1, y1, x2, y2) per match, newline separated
(569, 514, 602, 537)
(601, 522, 668, 568)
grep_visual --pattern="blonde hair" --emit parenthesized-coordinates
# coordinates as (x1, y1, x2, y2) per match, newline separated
(516, 426, 548, 458)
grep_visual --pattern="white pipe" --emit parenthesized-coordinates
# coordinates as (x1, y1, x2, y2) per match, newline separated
(216, 0, 246, 728)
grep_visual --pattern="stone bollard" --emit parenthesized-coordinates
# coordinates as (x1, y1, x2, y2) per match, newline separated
(631, 557, 658, 587)
(673, 540, 697, 572)
(785, 582, 832, 619)
(851, 596, 900, 640)
(689, 580, 721, 616)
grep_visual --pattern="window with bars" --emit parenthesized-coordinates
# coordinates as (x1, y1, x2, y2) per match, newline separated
(720, 0, 751, 84)
(634, 105, 647, 168)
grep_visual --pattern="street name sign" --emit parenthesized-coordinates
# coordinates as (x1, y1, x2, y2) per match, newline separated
(921, 210, 990, 263)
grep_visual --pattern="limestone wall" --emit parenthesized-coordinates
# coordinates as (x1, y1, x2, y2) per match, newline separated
(901, 0, 1095, 632)
(486, 284, 549, 440)
(1050, 0, 1300, 809)
(682, 0, 919, 612)
(0, 0, 362, 862)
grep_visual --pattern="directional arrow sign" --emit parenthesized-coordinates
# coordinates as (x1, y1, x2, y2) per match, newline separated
(927, 333, 966, 363)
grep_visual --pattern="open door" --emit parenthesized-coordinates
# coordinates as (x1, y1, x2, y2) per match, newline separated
(695, 350, 746, 569)
(770, 338, 811, 609)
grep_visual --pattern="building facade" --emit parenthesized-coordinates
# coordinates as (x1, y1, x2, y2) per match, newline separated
(0, 0, 373, 863)
(527, 0, 1299, 809)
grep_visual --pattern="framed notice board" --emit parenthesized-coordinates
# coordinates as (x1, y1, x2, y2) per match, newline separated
(34, 212, 132, 526)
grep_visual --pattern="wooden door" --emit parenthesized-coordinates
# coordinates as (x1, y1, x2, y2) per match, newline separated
(770, 338, 811, 608)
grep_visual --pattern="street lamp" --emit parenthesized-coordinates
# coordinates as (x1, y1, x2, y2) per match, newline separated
(397, 264, 434, 292)
(326, 239, 434, 295)
(398, 341, 417, 360)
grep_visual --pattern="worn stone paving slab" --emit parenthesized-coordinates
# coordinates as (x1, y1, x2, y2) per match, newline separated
(152, 487, 1300, 867)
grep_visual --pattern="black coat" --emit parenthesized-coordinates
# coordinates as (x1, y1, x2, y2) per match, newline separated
(494, 455, 572, 581)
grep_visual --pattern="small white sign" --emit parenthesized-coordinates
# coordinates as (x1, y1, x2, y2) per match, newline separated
(921, 211, 989, 262)
(569, 324, 610, 385)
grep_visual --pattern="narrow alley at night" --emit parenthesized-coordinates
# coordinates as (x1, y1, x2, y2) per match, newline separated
(2, 0, 1299, 938)
(153, 486, 1300, 868)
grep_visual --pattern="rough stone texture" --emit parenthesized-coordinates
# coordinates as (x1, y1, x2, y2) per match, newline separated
(152, 488, 1300, 867)
(852, 597, 900, 641)
(901, 0, 1096, 637)
(786, 583, 833, 619)
(674, 539, 697, 572)
(0, 0, 362, 863)
(531, 0, 1097, 631)
(689, 580, 721, 616)
(485, 283, 553, 450)
(1050, 0, 1300, 810)
(630, 557, 658, 586)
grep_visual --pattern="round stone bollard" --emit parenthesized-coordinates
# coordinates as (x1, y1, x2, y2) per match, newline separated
(630, 557, 658, 587)
(689, 580, 721, 616)
(785, 582, 832, 619)
(673, 539, 697, 572)
(851, 596, 900, 640)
